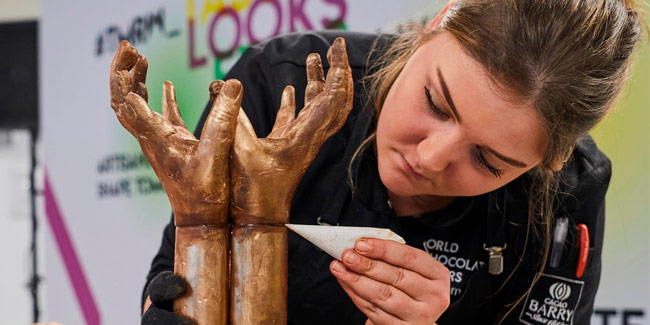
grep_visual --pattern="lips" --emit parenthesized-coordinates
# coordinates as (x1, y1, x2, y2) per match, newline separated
(399, 154, 426, 180)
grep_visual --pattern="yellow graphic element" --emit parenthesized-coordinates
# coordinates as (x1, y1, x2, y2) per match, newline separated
(188, 0, 195, 19)
(189, 0, 253, 24)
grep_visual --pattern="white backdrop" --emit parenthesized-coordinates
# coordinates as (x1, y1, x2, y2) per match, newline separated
(40, 0, 648, 324)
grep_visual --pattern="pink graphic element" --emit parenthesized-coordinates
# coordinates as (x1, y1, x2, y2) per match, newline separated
(289, 0, 314, 31)
(44, 173, 101, 325)
(246, 0, 282, 44)
(209, 7, 241, 58)
(189, 18, 208, 68)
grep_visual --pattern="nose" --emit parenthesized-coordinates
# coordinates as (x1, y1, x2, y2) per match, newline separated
(415, 129, 461, 173)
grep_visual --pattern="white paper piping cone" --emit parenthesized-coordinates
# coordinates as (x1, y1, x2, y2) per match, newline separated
(285, 224, 406, 260)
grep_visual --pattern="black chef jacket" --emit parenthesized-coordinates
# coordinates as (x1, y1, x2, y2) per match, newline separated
(144, 30, 610, 325)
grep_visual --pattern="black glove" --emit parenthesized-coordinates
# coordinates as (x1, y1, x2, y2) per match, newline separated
(142, 271, 196, 325)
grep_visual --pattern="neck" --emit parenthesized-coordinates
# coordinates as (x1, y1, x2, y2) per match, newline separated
(387, 190, 457, 217)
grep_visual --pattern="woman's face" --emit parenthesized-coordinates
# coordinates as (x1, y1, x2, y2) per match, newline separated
(376, 31, 546, 199)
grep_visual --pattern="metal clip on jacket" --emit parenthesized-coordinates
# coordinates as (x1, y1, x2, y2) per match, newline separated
(484, 244, 506, 275)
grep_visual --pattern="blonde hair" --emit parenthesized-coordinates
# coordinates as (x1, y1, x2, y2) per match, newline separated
(354, 0, 645, 322)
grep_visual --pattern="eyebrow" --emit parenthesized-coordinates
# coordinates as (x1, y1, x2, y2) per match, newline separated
(484, 147, 528, 168)
(437, 67, 462, 123)
(436, 67, 528, 169)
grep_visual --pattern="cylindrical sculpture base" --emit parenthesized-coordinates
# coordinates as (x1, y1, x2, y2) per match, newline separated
(174, 225, 230, 325)
(231, 225, 288, 324)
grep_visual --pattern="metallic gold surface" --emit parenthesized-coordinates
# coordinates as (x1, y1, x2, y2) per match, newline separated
(110, 38, 354, 324)
(228, 37, 354, 224)
(174, 226, 230, 324)
(231, 226, 288, 325)
(109, 40, 241, 226)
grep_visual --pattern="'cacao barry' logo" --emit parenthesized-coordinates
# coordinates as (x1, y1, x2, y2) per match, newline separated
(549, 282, 571, 301)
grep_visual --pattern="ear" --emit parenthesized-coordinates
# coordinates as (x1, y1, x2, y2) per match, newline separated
(425, 0, 457, 32)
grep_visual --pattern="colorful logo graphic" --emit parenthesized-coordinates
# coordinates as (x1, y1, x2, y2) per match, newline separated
(187, 0, 348, 78)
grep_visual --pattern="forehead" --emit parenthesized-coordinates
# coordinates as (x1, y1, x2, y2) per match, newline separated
(413, 32, 547, 162)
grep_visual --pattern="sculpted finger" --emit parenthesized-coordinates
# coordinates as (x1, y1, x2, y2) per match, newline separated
(354, 238, 447, 281)
(271, 86, 296, 134)
(289, 40, 349, 138)
(110, 40, 139, 72)
(324, 37, 351, 93)
(325, 72, 354, 138)
(110, 69, 133, 109)
(123, 92, 174, 137)
(305, 53, 325, 106)
(162, 81, 188, 129)
(235, 107, 258, 142)
(328, 37, 349, 70)
(341, 249, 433, 299)
(131, 54, 148, 101)
(109, 41, 138, 108)
(209, 80, 224, 103)
(197, 79, 242, 156)
(330, 261, 418, 319)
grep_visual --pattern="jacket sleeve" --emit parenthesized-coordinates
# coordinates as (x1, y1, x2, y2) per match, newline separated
(141, 45, 277, 309)
(503, 137, 611, 324)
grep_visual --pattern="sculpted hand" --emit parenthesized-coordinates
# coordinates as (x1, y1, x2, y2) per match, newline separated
(109, 40, 241, 226)
(330, 238, 451, 325)
(227, 37, 354, 224)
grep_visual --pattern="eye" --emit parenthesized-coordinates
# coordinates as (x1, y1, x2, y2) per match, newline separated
(474, 147, 503, 178)
(424, 87, 450, 120)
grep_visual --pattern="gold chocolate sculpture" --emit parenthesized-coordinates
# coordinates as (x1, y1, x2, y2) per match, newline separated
(109, 37, 353, 324)
(229, 38, 353, 324)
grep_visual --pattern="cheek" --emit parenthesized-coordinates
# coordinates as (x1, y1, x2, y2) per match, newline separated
(438, 161, 499, 196)
(448, 167, 526, 196)
(378, 96, 431, 144)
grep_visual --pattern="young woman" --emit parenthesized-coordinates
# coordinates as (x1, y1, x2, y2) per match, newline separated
(140, 0, 644, 323)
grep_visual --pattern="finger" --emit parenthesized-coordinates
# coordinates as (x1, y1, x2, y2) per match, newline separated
(110, 69, 133, 109)
(109, 41, 139, 108)
(325, 37, 351, 93)
(326, 38, 354, 136)
(123, 92, 175, 137)
(325, 67, 354, 139)
(131, 54, 149, 101)
(305, 53, 325, 106)
(328, 37, 349, 70)
(341, 249, 434, 299)
(331, 260, 420, 319)
(209, 80, 224, 103)
(354, 238, 447, 281)
(271, 86, 296, 134)
(235, 107, 258, 141)
(110, 40, 139, 73)
(197, 79, 242, 156)
(286, 38, 351, 141)
(337, 280, 402, 325)
(147, 270, 187, 304)
(162, 81, 188, 129)
(142, 306, 197, 325)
